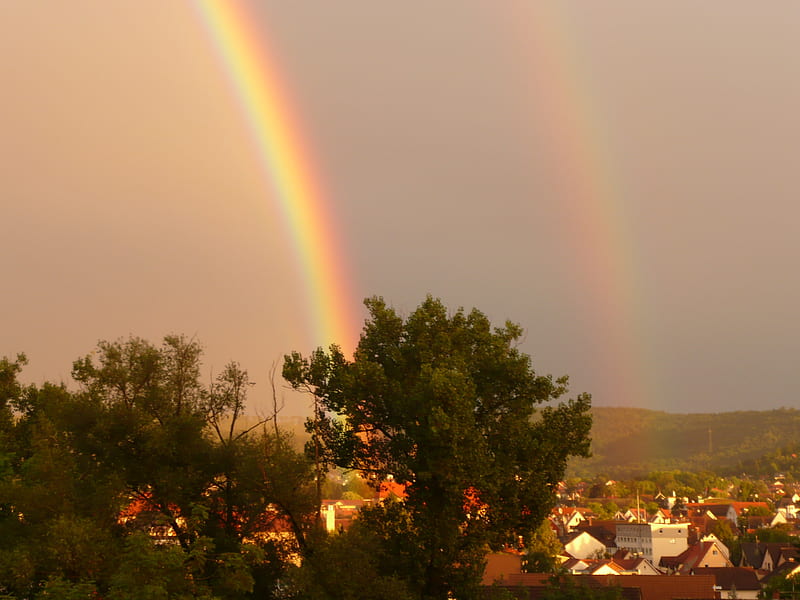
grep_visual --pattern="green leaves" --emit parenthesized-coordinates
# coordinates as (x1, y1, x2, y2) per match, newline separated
(0, 338, 316, 599)
(284, 295, 593, 599)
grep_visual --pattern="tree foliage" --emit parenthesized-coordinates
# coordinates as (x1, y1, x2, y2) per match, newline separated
(0, 337, 315, 599)
(524, 520, 563, 573)
(284, 296, 592, 599)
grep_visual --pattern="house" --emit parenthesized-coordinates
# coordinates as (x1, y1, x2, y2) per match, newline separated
(583, 559, 626, 575)
(692, 567, 762, 600)
(686, 503, 736, 522)
(576, 520, 618, 553)
(740, 542, 800, 572)
(776, 495, 799, 520)
(560, 557, 591, 574)
(660, 540, 733, 575)
(320, 498, 367, 532)
(613, 557, 663, 575)
(759, 543, 800, 571)
(698, 533, 730, 559)
(615, 522, 689, 565)
(684, 508, 722, 537)
(742, 511, 787, 531)
(615, 507, 648, 523)
(562, 530, 606, 560)
(759, 560, 800, 592)
(649, 508, 671, 524)
(739, 541, 765, 569)
(551, 506, 592, 535)
(581, 555, 662, 576)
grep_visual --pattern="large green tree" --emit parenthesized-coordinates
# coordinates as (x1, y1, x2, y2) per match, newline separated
(284, 296, 592, 599)
(0, 337, 316, 599)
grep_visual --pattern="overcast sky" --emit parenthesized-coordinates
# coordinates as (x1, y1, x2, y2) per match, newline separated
(3, 1, 799, 415)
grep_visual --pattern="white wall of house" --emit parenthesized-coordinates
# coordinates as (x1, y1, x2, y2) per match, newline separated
(564, 531, 606, 560)
(590, 563, 621, 575)
(616, 523, 688, 565)
(700, 534, 730, 559)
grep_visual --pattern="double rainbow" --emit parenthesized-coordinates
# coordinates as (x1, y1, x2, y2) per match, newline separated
(195, 2, 645, 406)
(195, 0, 360, 353)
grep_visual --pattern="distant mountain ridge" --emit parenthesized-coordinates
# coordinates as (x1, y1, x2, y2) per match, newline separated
(567, 406, 800, 478)
(238, 408, 800, 479)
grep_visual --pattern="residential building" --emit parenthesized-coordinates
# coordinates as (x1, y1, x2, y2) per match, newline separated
(615, 522, 688, 565)
(562, 530, 606, 560)
(660, 540, 733, 575)
(692, 567, 761, 600)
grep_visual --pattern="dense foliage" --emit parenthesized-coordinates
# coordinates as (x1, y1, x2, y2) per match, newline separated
(0, 338, 315, 599)
(1, 297, 596, 599)
(284, 296, 593, 599)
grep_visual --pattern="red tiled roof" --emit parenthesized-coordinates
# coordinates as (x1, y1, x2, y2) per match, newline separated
(660, 541, 731, 575)
(497, 573, 718, 600)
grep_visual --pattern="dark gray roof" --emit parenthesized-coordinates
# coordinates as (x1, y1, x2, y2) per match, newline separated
(691, 567, 761, 591)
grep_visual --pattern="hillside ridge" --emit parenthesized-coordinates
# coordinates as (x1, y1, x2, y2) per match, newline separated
(568, 406, 800, 478)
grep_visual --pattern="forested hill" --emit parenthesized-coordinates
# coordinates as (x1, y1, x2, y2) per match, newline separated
(567, 406, 800, 479)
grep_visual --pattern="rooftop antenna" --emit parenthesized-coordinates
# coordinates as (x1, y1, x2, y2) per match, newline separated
(636, 489, 641, 523)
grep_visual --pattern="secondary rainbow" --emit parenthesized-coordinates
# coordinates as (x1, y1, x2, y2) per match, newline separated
(505, 4, 652, 407)
(194, 0, 360, 352)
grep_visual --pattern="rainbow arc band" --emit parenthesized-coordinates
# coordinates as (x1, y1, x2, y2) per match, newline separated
(196, 0, 359, 353)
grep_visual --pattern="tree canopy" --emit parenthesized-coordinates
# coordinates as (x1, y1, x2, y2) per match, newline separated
(284, 295, 592, 599)
(1, 296, 594, 599)
(0, 336, 315, 599)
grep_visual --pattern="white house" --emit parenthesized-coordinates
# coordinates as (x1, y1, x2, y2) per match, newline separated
(563, 531, 606, 560)
(615, 522, 688, 566)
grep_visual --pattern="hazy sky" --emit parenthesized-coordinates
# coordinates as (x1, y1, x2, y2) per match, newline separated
(3, 2, 799, 415)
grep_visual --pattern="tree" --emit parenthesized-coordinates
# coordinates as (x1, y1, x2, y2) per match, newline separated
(0, 338, 316, 599)
(524, 520, 562, 573)
(281, 513, 414, 600)
(759, 571, 800, 599)
(71, 335, 216, 550)
(284, 296, 592, 599)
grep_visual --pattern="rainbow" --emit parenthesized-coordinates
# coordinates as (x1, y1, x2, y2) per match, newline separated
(505, 5, 651, 407)
(194, 0, 360, 353)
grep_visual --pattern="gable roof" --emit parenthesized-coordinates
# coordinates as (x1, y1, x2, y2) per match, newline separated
(560, 557, 590, 573)
(562, 529, 605, 547)
(614, 557, 662, 574)
(691, 567, 762, 591)
(761, 543, 800, 570)
(583, 559, 626, 575)
(577, 523, 618, 547)
(759, 559, 800, 587)
(739, 541, 766, 568)
(660, 541, 732, 574)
